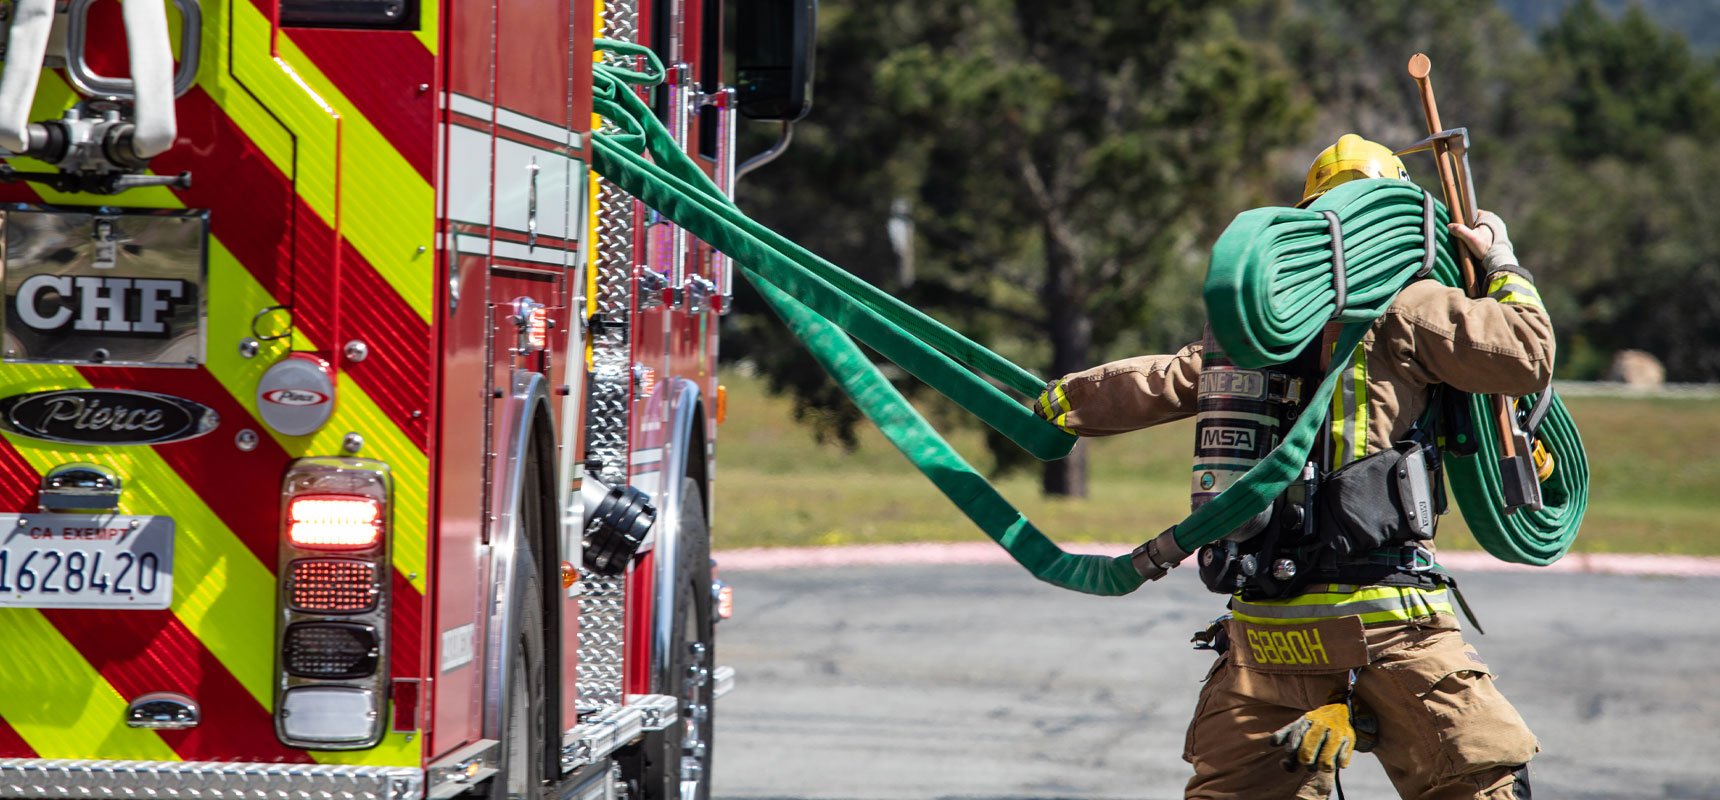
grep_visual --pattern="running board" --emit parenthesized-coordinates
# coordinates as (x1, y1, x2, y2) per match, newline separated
(712, 665, 735, 699)
(560, 694, 679, 772)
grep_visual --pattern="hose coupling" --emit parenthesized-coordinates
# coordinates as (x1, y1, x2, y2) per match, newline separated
(1131, 527, 1190, 582)
(580, 478, 656, 576)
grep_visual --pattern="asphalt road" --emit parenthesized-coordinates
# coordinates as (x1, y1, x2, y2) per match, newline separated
(709, 563, 1720, 800)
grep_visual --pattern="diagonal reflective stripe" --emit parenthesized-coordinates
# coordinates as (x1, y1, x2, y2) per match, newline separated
(0, 610, 178, 760)
(206, 245, 430, 593)
(215, 0, 436, 323)
(0, 368, 278, 707)
(17, 162, 430, 597)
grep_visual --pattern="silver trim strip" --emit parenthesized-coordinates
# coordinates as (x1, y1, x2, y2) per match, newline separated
(493, 239, 575, 266)
(449, 92, 493, 121)
(0, 759, 421, 800)
(498, 107, 573, 146)
(712, 665, 735, 700)
(449, 93, 584, 151)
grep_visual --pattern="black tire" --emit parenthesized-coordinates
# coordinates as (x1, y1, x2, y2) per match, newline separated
(623, 478, 715, 800)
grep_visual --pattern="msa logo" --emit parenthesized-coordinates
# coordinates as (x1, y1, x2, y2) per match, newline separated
(1200, 426, 1255, 451)
(14, 275, 190, 335)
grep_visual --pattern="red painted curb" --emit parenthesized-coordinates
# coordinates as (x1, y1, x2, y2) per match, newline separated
(713, 542, 1720, 578)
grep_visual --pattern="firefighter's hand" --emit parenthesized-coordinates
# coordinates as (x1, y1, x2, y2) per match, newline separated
(1271, 703, 1356, 772)
(1033, 379, 1075, 434)
(1448, 210, 1521, 277)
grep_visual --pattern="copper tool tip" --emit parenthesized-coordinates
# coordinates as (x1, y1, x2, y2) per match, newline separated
(1407, 53, 1432, 79)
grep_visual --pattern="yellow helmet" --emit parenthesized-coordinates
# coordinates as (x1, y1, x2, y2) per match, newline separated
(1300, 134, 1411, 206)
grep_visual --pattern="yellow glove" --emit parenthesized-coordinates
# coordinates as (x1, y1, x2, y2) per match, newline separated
(1271, 703, 1355, 772)
(1033, 380, 1075, 434)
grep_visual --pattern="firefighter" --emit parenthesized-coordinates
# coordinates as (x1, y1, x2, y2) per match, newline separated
(1033, 134, 1546, 799)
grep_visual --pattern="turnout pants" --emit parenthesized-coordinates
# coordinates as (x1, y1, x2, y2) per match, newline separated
(1183, 614, 1538, 799)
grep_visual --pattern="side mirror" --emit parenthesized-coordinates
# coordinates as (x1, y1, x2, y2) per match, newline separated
(735, 0, 816, 121)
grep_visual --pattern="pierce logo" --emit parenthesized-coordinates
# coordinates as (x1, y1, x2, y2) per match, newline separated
(263, 388, 330, 407)
(0, 390, 218, 445)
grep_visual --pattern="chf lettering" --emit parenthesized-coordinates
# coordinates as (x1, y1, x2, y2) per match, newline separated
(1246, 627, 1329, 666)
(15, 274, 187, 334)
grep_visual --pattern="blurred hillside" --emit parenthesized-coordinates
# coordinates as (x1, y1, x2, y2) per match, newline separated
(1500, 0, 1720, 51)
(726, 0, 1720, 492)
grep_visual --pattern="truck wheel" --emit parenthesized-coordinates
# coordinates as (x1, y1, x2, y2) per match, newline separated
(624, 478, 715, 800)
(491, 512, 548, 797)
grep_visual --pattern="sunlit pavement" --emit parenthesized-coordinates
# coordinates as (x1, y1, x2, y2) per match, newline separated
(711, 562, 1720, 800)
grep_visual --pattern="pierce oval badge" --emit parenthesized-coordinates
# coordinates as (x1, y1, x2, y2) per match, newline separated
(0, 389, 220, 445)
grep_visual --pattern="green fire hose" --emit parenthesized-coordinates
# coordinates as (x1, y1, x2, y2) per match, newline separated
(588, 43, 1586, 595)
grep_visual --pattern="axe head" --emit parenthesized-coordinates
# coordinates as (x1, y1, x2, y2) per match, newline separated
(1395, 127, 1470, 157)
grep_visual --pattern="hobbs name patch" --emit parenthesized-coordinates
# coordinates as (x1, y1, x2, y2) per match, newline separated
(1227, 615, 1369, 673)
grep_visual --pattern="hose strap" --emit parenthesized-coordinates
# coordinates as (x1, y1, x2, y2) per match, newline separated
(1418, 190, 1438, 278)
(1321, 210, 1348, 320)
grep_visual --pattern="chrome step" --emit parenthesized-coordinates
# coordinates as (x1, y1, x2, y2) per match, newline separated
(559, 694, 679, 772)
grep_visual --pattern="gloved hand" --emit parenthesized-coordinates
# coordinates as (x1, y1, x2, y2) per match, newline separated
(1271, 702, 1356, 772)
(1032, 379, 1074, 433)
(1447, 209, 1525, 278)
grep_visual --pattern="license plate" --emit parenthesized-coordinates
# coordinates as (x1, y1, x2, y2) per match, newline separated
(0, 514, 174, 609)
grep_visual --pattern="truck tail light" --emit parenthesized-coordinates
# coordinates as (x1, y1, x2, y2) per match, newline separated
(284, 622, 381, 679)
(287, 559, 379, 613)
(275, 458, 393, 750)
(288, 495, 383, 550)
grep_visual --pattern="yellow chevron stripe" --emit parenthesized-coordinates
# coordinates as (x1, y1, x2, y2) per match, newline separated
(0, 609, 179, 760)
(0, 385, 277, 709)
(213, 1, 435, 323)
(205, 246, 430, 594)
(415, 0, 440, 56)
(17, 148, 430, 600)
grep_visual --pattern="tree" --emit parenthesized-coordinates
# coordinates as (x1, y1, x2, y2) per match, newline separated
(734, 0, 1309, 497)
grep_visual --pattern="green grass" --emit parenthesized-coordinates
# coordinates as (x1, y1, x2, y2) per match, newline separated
(710, 371, 1720, 555)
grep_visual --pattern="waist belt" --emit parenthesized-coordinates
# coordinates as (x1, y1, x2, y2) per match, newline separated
(1307, 545, 1443, 588)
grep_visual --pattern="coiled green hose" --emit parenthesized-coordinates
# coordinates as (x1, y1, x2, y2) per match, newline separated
(1202, 179, 1588, 564)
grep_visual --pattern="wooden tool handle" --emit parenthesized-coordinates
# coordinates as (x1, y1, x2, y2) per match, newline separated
(1407, 53, 1516, 459)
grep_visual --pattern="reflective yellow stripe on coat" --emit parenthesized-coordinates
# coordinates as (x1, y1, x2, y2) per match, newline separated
(1231, 585, 1455, 626)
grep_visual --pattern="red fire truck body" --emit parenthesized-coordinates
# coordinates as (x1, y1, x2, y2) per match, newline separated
(0, 0, 754, 797)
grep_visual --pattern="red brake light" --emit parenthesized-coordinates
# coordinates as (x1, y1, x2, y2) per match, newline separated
(287, 558, 379, 613)
(288, 495, 383, 551)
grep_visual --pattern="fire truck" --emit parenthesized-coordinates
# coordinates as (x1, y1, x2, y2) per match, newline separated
(0, 0, 814, 797)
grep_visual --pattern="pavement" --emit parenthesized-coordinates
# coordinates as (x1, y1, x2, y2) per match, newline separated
(708, 560, 1720, 800)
